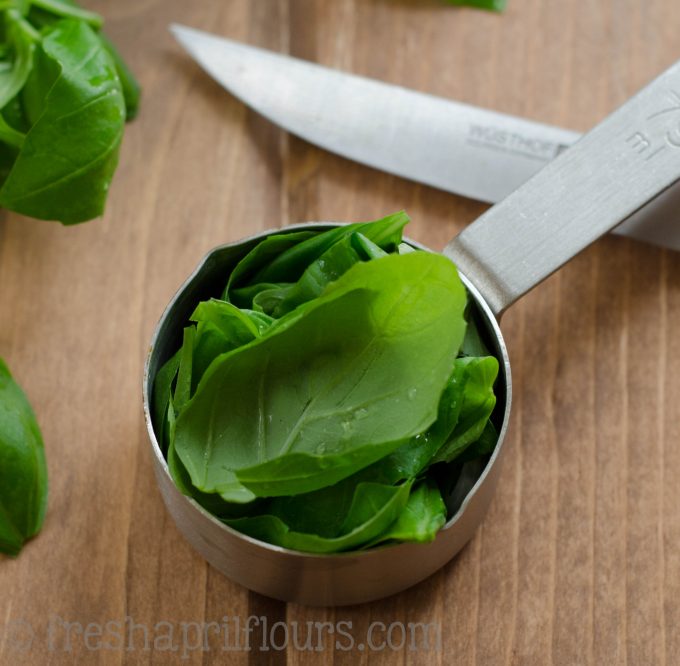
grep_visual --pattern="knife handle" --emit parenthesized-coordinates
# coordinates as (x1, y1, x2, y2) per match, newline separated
(445, 60, 680, 318)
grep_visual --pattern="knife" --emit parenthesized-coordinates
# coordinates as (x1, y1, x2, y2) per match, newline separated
(170, 23, 680, 251)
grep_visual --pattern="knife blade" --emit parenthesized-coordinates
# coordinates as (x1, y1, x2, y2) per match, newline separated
(170, 23, 680, 251)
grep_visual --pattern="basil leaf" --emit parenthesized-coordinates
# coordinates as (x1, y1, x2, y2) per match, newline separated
(190, 301, 263, 392)
(228, 211, 409, 296)
(0, 19, 126, 223)
(224, 231, 319, 301)
(431, 356, 499, 464)
(265, 474, 364, 537)
(98, 33, 140, 120)
(152, 349, 180, 453)
(366, 480, 447, 547)
(0, 113, 24, 149)
(225, 481, 412, 554)
(2, 94, 31, 134)
(443, 458, 488, 516)
(459, 420, 499, 462)
(234, 232, 376, 316)
(250, 286, 290, 315)
(174, 252, 467, 497)
(191, 298, 261, 337)
(460, 306, 491, 357)
(242, 310, 275, 335)
(265, 232, 389, 318)
(231, 282, 290, 311)
(173, 326, 196, 413)
(0, 11, 36, 113)
(371, 357, 473, 483)
(30, 0, 102, 28)
(446, 0, 507, 11)
(167, 415, 259, 508)
(156, 306, 268, 503)
(26, 0, 142, 125)
(0, 140, 18, 184)
(0, 358, 48, 556)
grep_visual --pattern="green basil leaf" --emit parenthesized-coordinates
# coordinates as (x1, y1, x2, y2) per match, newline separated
(167, 420, 258, 508)
(0, 19, 126, 224)
(166, 405, 191, 495)
(173, 326, 196, 413)
(250, 285, 290, 315)
(229, 221, 395, 313)
(0, 358, 48, 556)
(0, 11, 36, 112)
(191, 322, 235, 393)
(460, 306, 491, 357)
(225, 481, 412, 553)
(366, 480, 447, 547)
(265, 474, 363, 537)
(231, 282, 291, 311)
(442, 458, 488, 516)
(190, 298, 264, 391)
(97, 33, 140, 120)
(0, 140, 18, 185)
(264, 232, 389, 318)
(224, 231, 319, 301)
(242, 310, 275, 335)
(246, 211, 409, 287)
(191, 298, 261, 338)
(459, 420, 498, 462)
(0, 113, 24, 149)
(446, 0, 507, 11)
(17, 29, 60, 126)
(431, 356, 499, 464)
(370, 357, 473, 483)
(152, 349, 180, 453)
(2, 94, 31, 134)
(174, 252, 467, 497)
(30, 0, 102, 27)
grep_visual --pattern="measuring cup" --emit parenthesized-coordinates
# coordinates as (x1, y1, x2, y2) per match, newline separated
(143, 61, 680, 606)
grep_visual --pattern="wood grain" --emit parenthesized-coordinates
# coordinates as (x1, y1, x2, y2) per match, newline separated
(1, 0, 679, 663)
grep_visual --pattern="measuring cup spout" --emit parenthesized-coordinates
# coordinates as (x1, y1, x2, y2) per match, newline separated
(445, 60, 680, 318)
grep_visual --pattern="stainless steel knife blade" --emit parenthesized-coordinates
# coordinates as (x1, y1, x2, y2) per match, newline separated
(170, 23, 680, 251)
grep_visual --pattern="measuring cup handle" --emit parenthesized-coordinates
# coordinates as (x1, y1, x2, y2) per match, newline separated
(444, 61, 680, 318)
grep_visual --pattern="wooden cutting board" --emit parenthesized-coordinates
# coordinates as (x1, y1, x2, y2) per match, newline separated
(1, 0, 678, 663)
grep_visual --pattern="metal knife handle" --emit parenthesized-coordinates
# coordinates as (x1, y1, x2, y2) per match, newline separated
(445, 61, 680, 318)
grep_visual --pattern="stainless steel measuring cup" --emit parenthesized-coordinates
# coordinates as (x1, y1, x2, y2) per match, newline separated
(143, 60, 680, 606)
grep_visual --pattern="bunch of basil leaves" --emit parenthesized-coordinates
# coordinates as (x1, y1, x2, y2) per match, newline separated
(153, 212, 500, 553)
(0, 1, 139, 557)
(0, 0, 139, 224)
